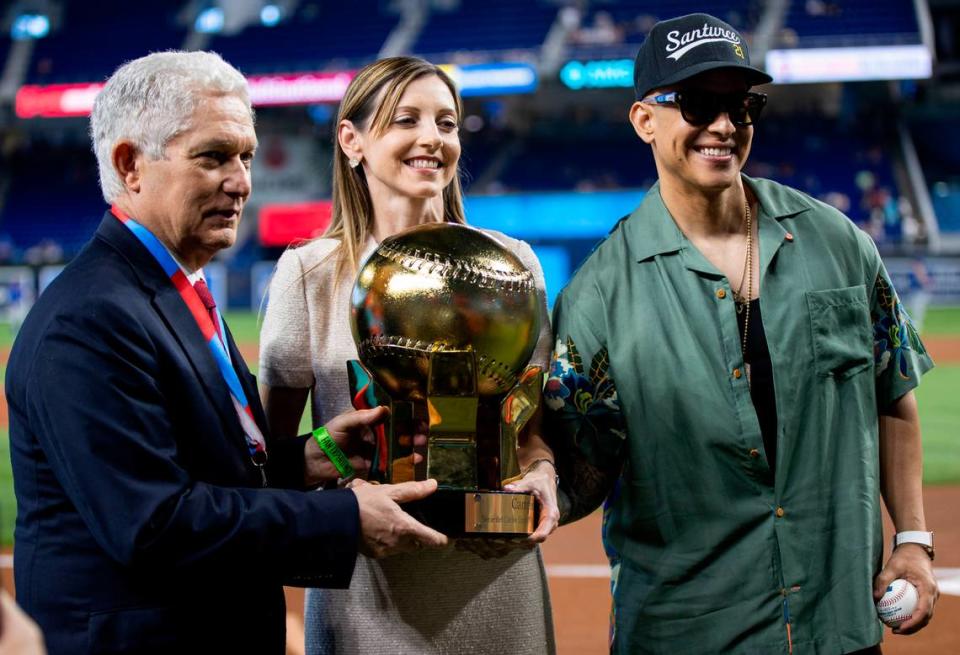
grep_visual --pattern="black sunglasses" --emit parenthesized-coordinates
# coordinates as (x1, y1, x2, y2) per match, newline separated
(642, 90, 768, 127)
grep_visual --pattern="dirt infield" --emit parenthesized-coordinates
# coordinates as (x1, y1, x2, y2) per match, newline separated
(237, 343, 259, 366)
(924, 337, 960, 364)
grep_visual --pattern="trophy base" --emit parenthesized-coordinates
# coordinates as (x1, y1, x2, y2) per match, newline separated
(403, 488, 539, 537)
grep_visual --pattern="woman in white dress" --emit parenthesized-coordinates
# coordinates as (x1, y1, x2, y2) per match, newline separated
(259, 56, 559, 655)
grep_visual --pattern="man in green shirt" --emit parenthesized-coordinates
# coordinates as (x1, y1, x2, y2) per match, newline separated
(544, 13, 939, 654)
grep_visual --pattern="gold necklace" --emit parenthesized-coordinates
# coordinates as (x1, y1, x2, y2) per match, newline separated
(733, 200, 752, 356)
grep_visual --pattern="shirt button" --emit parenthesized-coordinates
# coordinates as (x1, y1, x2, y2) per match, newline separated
(716, 289, 726, 299)
(733, 368, 742, 379)
(785, 232, 795, 241)
(775, 507, 785, 518)
(749, 448, 760, 458)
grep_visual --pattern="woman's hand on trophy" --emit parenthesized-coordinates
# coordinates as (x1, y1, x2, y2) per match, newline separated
(504, 459, 561, 543)
(304, 407, 387, 486)
(455, 458, 561, 559)
(349, 478, 449, 558)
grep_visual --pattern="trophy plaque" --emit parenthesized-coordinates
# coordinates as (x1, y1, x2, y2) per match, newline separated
(347, 223, 543, 537)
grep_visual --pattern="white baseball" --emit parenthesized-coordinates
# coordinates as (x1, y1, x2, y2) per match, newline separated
(876, 578, 918, 628)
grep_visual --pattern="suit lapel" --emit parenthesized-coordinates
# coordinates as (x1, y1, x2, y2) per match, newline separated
(95, 212, 249, 447)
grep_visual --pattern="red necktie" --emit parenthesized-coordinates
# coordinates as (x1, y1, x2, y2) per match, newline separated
(193, 279, 223, 341)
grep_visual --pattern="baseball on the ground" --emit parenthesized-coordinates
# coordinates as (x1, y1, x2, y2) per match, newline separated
(876, 579, 918, 628)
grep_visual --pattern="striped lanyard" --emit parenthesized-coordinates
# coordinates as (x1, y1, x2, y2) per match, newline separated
(111, 206, 268, 470)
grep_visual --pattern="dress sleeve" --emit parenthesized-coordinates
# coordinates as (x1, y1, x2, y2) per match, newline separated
(544, 284, 627, 471)
(512, 239, 553, 370)
(259, 248, 315, 389)
(865, 238, 934, 407)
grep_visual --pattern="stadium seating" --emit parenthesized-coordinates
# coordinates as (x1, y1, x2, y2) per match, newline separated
(0, 113, 909, 260)
(748, 116, 901, 227)
(0, 0, 942, 268)
(413, 0, 558, 56)
(481, 126, 657, 193)
(465, 111, 903, 238)
(0, 142, 104, 257)
(209, 2, 399, 74)
(571, 0, 758, 47)
(26, 1, 186, 84)
(783, 0, 921, 46)
(0, 35, 10, 71)
(912, 118, 960, 233)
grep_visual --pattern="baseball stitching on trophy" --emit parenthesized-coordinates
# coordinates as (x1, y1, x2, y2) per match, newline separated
(377, 243, 535, 292)
(357, 334, 518, 389)
(476, 354, 516, 389)
(359, 334, 441, 354)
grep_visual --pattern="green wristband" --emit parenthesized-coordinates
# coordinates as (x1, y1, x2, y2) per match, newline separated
(312, 426, 355, 480)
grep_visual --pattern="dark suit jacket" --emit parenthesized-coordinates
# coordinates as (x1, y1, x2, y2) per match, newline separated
(7, 213, 359, 654)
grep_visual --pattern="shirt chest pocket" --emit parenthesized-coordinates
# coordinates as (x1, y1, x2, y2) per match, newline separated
(806, 285, 872, 379)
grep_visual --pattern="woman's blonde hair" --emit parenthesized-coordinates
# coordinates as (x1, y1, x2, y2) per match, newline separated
(326, 56, 466, 279)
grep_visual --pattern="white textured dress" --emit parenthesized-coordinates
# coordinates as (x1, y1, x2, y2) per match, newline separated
(259, 232, 556, 655)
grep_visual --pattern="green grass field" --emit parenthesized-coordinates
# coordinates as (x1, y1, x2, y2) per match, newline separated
(0, 308, 956, 546)
(896, 307, 960, 483)
(921, 306, 960, 336)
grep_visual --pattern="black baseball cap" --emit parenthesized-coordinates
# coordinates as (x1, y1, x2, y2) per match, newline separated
(633, 13, 772, 100)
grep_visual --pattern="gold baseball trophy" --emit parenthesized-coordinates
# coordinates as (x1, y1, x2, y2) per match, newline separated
(347, 223, 543, 537)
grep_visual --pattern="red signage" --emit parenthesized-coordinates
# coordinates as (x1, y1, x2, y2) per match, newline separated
(16, 82, 104, 118)
(16, 71, 356, 119)
(258, 200, 333, 247)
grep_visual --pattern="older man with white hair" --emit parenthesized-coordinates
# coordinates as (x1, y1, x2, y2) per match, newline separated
(7, 51, 446, 654)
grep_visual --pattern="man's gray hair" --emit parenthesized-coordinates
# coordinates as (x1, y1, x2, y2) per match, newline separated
(90, 51, 252, 203)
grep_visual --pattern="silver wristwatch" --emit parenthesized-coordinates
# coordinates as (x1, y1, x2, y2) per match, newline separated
(892, 531, 935, 561)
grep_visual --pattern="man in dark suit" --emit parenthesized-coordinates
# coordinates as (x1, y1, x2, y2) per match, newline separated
(6, 51, 446, 654)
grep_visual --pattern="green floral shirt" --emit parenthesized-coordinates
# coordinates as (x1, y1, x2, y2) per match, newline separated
(544, 176, 933, 654)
